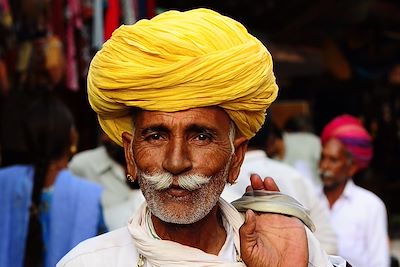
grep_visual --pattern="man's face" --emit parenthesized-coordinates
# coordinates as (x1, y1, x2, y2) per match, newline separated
(319, 138, 354, 190)
(124, 107, 245, 224)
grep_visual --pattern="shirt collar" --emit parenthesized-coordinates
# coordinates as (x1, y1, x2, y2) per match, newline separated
(317, 179, 355, 200)
(341, 179, 356, 199)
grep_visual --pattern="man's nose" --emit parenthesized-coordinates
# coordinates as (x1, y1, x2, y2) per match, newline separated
(319, 157, 328, 171)
(162, 137, 192, 175)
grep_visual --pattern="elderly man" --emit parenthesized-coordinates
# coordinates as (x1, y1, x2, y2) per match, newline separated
(58, 8, 347, 267)
(319, 114, 389, 267)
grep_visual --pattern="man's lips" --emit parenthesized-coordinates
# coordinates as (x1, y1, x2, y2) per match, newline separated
(166, 185, 191, 197)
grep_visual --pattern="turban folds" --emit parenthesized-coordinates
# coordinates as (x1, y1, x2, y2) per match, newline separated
(321, 114, 373, 171)
(87, 8, 278, 146)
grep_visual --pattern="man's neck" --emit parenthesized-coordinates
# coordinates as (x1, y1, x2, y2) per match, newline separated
(323, 181, 348, 208)
(151, 205, 227, 255)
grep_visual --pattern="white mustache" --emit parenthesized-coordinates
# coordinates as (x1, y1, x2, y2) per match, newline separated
(319, 170, 334, 179)
(141, 171, 211, 191)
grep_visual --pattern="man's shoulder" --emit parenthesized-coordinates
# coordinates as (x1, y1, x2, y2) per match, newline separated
(351, 183, 386, 208)
(70, 146, 108, 164)
(57, 227, 137, 266)
(245, 155, 305, 183)
(68, 146, 112, 177)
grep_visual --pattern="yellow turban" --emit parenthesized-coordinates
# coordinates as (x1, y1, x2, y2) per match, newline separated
(88, 8, 278, 146)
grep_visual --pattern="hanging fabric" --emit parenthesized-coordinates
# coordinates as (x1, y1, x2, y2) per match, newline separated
(104, 0, 121, 41)
(65, 0, 83, 91)
(0, 0, 12, 28)
(138, 0, 146, 19)
(146, 0, 156, 18)
(92, 0, 104, 50)
(121, 0, 137, 25)
(48, 0, 64, 38)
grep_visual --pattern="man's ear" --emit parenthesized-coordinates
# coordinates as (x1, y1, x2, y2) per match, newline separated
(227, 136, 248, 184)
(122, 132, 137, 180)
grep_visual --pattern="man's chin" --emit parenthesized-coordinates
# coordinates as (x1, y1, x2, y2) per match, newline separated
(152, 208, 207, 225)
(322, 181, 338, 191)
(148, 196, 218, 225)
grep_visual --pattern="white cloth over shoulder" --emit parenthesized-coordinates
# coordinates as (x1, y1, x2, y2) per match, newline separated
(222, 150, 337, 254)
(57, 199, 346, 267)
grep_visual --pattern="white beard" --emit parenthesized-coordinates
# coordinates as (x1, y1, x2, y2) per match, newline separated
(138, 158, 231, 224)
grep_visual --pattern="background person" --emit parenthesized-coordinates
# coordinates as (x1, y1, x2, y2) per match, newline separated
(319, 114, 389, 267)
(0, 93, 104, 267)
(282, 114, 322, 188)
(69, 130, 145, 230)
(222, 120, 338, 254)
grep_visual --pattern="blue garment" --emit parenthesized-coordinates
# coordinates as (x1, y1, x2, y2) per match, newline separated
(0, 165, 32, 267)
(40, 188, 53, 259)
(0, 165, 103, 267)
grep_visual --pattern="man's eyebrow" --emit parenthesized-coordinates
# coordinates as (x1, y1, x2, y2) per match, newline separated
(186, 124, 218, 135)
(139, 124, 170, 135)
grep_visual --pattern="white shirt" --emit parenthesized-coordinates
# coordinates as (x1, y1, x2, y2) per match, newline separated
(222, 150, 338, 254)
(282, 132, 322, 188)
(319, 180, 390, 267)
(57, 201, 347, 267)
(69, 146, 145, 230)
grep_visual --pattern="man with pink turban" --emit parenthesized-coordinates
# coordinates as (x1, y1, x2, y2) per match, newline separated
(319, 114, 389, 267)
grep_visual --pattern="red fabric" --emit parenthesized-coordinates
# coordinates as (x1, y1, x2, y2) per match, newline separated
(66, 0, 83, 91)
(49, 0, 65, 38)
(0, 60, 9, 95)
(321, 114, 373, 171)
(104, 0, 121, 41)
(146, 0, 156, 18)
(1, 0, 10, 11)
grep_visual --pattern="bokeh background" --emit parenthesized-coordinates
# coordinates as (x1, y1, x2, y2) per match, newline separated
(1, 0, 400, 254)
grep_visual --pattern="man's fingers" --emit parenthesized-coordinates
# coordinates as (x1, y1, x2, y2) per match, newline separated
(250, 174, 264, 190)
(250, 174, 280, 192)
(263, 177, 280, 192)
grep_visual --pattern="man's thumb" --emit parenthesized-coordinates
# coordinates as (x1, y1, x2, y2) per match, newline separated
(240, 209, 257, 241)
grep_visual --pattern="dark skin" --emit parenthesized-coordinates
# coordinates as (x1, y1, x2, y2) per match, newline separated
(44, 127, 79, 187)
(241, 175, 308, 267)
(319, 138, 358, 208)
(123, 107, 308, 267)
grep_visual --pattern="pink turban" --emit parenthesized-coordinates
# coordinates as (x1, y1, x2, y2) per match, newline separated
(321, 114, 373, 170)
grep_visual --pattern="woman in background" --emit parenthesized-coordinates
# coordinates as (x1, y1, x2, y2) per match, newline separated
(0, 93, 104, 267)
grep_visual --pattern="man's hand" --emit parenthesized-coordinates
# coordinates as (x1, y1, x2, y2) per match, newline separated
(245, 174, 280, 192)
(239, 174, 308, 267)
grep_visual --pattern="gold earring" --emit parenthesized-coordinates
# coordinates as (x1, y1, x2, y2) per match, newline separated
(126, 174, 135, 182)
(70, 145, 77, 155)
(230, 179, 237, 185)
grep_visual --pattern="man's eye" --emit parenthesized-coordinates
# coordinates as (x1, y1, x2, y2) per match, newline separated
(150, 134, 161, 140)
(192, 133, 213, 144)
(144, 133, 164, 142)
(197, 134, 209, 141)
